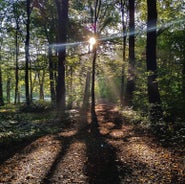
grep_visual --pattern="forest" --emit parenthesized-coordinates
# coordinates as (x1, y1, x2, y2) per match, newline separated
(0, 0, 185, 183)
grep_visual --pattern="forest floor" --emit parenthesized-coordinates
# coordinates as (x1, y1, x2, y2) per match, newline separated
(0, 104, 185, 184)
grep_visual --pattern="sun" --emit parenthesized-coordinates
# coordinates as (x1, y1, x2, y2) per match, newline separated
(88, 37, 96, 46)
(88, 37, 96, 51)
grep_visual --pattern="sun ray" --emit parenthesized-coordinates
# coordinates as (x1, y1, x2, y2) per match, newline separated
(48, 18, 185, 50)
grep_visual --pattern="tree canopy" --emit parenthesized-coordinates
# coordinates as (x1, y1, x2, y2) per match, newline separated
(0, 0, 184, 125)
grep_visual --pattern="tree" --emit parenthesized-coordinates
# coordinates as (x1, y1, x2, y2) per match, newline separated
(86, 0, 119, 125)
(146, 0, 162, 123)
(25, 0, 31, 106)
(120, 0, 127, 106)
(0, 1, 6, 106)
(125, 0, 135, 105)
(33, 0, 57, 104)
(0, 58, 4, 106)
(55, 0, 69, 115)
(88, 0, 101, 125)
(12, 1, 22, 104)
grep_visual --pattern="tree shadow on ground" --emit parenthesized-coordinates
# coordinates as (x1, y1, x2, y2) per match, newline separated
(41, 135, 72, 183)
(0, 135, 44, 165)
(84, 126, 122, 184)
(41, 106, 126, 184)
(3, 104, 173, 184)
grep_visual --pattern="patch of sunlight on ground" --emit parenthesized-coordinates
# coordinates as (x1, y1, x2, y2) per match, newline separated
(0, 136, 61, 183)
(118, 139, 172, 182)
(59, 130, 78, 137)
(50, 141, 87, 183)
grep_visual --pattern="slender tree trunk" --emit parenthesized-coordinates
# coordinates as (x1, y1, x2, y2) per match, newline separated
(146, 0, 162, 123)
(91, 50, 98, 123)
(90, 0, 101, 126)
(39, 85, 44, 100)
(55, 0, 68, 116)
(0, 45, 4, 106)
(25, 0, 30, 106)
(14, 27, 19, 104)
(13, 2, 20, 105)
(67, 66, 73, 109)
(126, 0, 135, 105)
(29, 62, 33, 103)
(0, 64, 4, 106)
(38, 71, 45, 100)
(44, 21, 56, 104)
(120, 0, 127, 106)
(6, 78, 11, 104)
(82, 70, 91, 111)
(182, 54, 185, 95)
(48, 46, 56, 103)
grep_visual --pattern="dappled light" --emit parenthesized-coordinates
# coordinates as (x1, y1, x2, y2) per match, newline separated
(45, 141, 87, 183)
(59, 130, 78, 137)
(0, 0, 185, 183)
(0, 104, 185, 183)
(0, 136, 61, 183)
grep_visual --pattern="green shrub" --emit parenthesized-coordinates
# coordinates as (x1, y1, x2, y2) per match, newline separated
(19, 101, 55, 113)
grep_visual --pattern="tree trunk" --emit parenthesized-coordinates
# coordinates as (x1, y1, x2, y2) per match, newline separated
(14, 28, 19, 104)
(6, 78, 11, 104)
(0, 64, 4, 106)
(82, 70, 91, 111)
(38, 71, 45, 101)
(90, 0, 102, 126)
(25, 0, 30, 106)
(55, 0, 68, 116)
(146, 0, 162, 123)
(29, 62, 33, 103)
(120, 0, 127, 106)
(39, 85, 44, 100)
(48, 46, 56, 103)
(182, 54, 185, 95)
(126, 0, 135, 105)
(67, 65, 73, 109)
(91, 49, 98, 127)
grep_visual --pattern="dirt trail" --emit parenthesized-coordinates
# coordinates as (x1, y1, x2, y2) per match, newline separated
(0, 104, 184, 183)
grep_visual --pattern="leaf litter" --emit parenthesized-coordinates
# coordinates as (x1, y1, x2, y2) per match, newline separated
(0, 104, 184, 183)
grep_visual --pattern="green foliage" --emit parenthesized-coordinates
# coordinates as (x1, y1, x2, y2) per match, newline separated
(121, 107, 149, 126)
(157, 27, 185, 123)
(19, 101, 55, 113)
(0, 105, 60, 145)
(0, 0, 184, 133)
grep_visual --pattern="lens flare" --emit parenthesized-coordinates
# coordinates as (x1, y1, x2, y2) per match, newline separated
(49, 19, 185, 50)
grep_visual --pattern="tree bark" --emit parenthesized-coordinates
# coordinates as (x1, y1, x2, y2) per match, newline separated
(120, 0, 127, 106)
(126, 0, 135, 105)
(38, 71, 45, 101)
(82, 70, 91, 111)
(146, 0, 162, 123)
(25, 0, 31, 106)
(0, 64, 4, 106)
(48, 46, 56, 103)
(14, 20, 19, 104)
(55, 0, 68, 115)
(182, 54, 185, 96)
(6, 78, 11, 104)
(91, 49, 98, 124)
